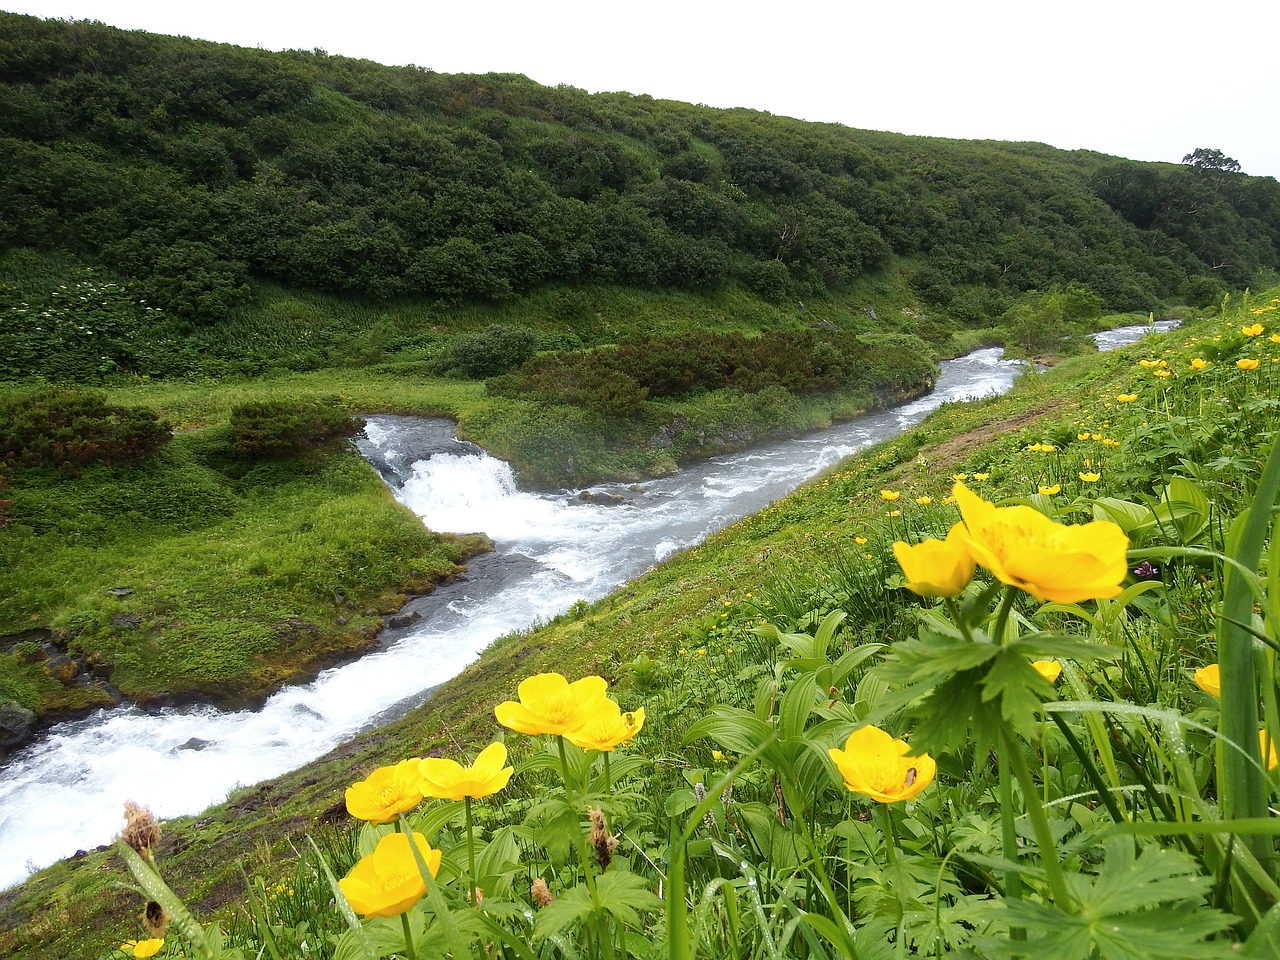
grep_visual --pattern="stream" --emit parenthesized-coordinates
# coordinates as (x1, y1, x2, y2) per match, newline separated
(0, 320, 1175, 890)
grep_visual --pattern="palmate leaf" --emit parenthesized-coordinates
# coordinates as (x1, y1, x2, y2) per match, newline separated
(986, 836, 1236, 959)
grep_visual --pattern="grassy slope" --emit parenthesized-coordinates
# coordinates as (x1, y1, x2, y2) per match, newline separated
(0, 310, 1163, 958)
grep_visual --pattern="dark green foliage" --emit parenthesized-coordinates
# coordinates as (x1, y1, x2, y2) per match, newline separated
(1, 9, 1274, 329)
(449, 323, 538, 378)
(229, 398, 364, 458)
(489, 328, 937, 414)
(0, 388, 170, 472)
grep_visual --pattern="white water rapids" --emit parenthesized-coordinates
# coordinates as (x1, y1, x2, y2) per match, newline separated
(0, 322, 1174, 889)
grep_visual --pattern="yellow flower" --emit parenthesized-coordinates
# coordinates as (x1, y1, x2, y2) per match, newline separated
(1031, 660, 1062, 683)
(886, 509, 902, 517)
(419, 742, 514, 801)
(972, 472, 990, 481)
(1079, 471, 1101, 483)
(1190, 358, 1209, 371)
(914, 496, 933, 505)
(565, 700, 646, 752)
(828, 725, 935, 803)
(1263, 731, 1278, 771)
(1102, 438, 1120, 447)
(345, 759, 426, 824)
(951, 473, 968, 482)
(495, 673, 610, 736)
(1153, 369, 1173, 378)
(952, 481, 1129, 603)
(1138, 358, 1159, 367)
(1238, 358, 1260, 370)
(854, 536, 868, 546)
(1037, 484, 1061, 495)
(1242, 323, 1264, 337)
(1194, 664, 1220, 698)
(1115, 393, 1138, 403)
(1077, 432, 1091, 440)
(880, 489, 901, 502)
(339, 831, 441, 918)
(1271, 334, 1280, 345)
(892, 522, 977, 598)
(120, 940, 165, 959)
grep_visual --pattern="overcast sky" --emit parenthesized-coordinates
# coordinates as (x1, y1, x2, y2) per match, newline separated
(7, 0, 1279, 181)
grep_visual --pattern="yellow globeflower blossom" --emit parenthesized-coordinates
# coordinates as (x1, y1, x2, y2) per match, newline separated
(1238, 358, 1260, 370)
(1102, 438, 1120, 447)
(565, 700, 646, 752)
(1242, 323, 1265, 337)
(1138, 358, 1160, 368)
(973, 472, 990, 481)
(1031, 660, 1062, 683)
(1079, 471, 1101, 483)
(915, 495, 933, 505)
(892, 522, 977, 598)
(339, 831, 441, 918)
(1038, 484, 1061, 495)
(1077, 431, 1092, 440)
(1270, 334, 1280, 345)
(1116, 393, 1138, 403)
(1190, 358, 1209, 371)
(829, 725, 935, 803)
(854, 536, 868, 546)
(495, 673, 610, 736)
(880, 489, 901, 502)
(1153, 369, 1173, 378)
(951, 473, 968, 482)
(1194, 664, 1221, 697)
(120, 941, 165, 959)
(952, 481, 1129, 603)
(419, 742, 514, 801)
(346, 758, 427, 824)
(1262, 731, 1279, 771)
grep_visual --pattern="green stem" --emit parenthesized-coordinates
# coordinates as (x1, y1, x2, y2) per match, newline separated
(400, 912, 419, 960)
(557, 735, 613, 960)
(878, 803, 899, 867)
(1005, 729, 1074, 909)
(995, 737, 1025, 924)
(992, 586, 1018, 645)
(464, 796, 479, 908)
(603, 751, 612, 793)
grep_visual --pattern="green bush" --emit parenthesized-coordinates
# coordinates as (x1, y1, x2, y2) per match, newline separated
(450, 324, 538, 379)
(229, 398, 364, 458)
(0, 388, 171, 472)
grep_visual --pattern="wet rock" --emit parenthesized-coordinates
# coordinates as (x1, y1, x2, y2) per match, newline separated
(0, 701, 36, 750)
(577, 490, 624, 506)
(178, 737, 211, 752)
(335, 616, 347, 626)
(388, 611, 421, 629)
(43, 654, 80, 684)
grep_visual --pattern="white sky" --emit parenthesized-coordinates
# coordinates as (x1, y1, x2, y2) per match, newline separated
(6, 1, 1279, 181)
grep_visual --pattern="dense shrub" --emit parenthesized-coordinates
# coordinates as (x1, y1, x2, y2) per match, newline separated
(0, 388, 171, 472)
(229, 398, 364, 458)
(450, 324, 538, 379)
(489, 328, 937, 414)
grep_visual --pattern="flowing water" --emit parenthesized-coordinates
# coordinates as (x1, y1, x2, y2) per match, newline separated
(0, 322, 1176, 889)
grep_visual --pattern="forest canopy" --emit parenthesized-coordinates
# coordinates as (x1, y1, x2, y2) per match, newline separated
(1, 11, 1276, 330)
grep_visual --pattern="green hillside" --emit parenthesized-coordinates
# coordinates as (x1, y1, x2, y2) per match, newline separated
(3, 10, 1280, 959)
